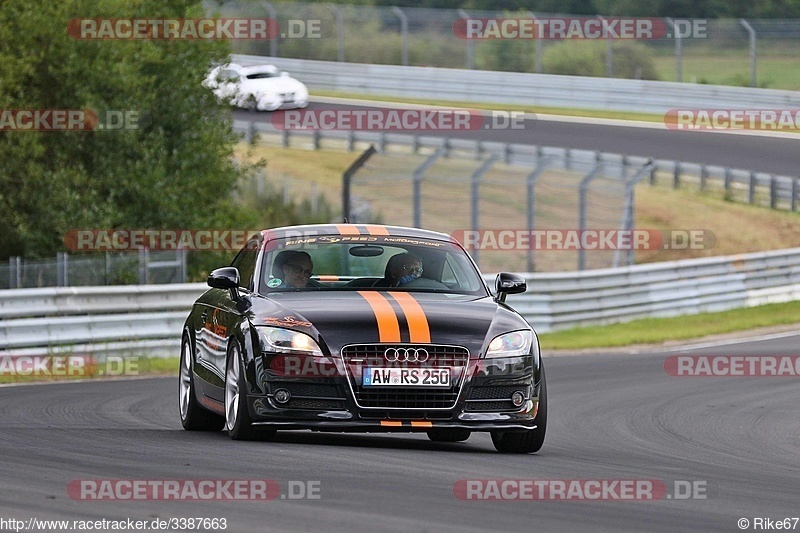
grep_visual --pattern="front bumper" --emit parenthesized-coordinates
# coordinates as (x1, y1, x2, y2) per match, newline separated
(244, 353, 542, 432)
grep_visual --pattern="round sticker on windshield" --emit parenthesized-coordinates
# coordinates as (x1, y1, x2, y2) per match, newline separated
(267, 278, 282, 288)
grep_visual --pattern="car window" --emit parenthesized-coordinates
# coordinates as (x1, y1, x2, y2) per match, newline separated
(246, 72, 278, 79)
(231, 242, 258, 291)
(219, 69, 239, 81)
(258, 236, 487, 295)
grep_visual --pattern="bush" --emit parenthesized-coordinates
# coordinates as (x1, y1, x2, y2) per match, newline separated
(543, 41, 660, 80)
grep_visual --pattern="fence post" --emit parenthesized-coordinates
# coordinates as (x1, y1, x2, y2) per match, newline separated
(700, 165, 708, 191)
(469, 155, 499, 266)
(391, 7, 408, 66)
(525, 157, 557, 272)
(246, 121, 255, 145)
(9, 256, 21, 289)
(179, 248, 188, 283)
(263, 2, 278, 57)
(724, 167, 732, 193)
(328, 4, 345, 62)
(793, 177, 798, 212)
(458, 9, 475, 69)
(666, 18, 683, 82)
(770, 175, 777, 209)
(105, 252, 111, 284)
(56, 252, 68, 287)
(578, 163, 606, 270)
(412, 149, 445, 228)
(749, 171, 756, 204)
(673, 161, 680, 189)
(597, 16, 613, 77)
(139, 248, 148, 285)
(739, 19, 757, 88)
(342, 145, 377, 222)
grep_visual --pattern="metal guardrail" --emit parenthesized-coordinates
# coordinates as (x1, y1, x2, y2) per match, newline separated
(0, 284, 206, 358)
(233, 55, 800, 114)
(1, 247, 799, 358)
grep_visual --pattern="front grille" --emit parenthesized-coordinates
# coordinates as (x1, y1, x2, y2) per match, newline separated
(342, 344, 469, 409)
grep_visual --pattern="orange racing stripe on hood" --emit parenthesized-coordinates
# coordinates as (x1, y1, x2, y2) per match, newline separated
(387, 292, 431, 343)
(357, 291, 401, 342)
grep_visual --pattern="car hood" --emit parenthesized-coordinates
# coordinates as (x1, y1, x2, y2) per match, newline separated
(247, 291, 530, 357)
(241, 76, 305, 94)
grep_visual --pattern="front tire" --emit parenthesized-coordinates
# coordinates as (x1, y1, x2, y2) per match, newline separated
(179, 334, 224, 431)
(491, 365, 548, 454)
(224, 342, 261, 440)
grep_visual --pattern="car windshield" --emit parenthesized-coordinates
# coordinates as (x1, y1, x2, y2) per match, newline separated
(246, 72, 278, 79)
(259, 236, 487, 295)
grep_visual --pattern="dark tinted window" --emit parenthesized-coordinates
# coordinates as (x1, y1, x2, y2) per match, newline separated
(231, 242, 258, 291)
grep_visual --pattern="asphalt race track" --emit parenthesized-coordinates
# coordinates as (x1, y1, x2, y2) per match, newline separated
(235, 102, 800, 176)
(1, 334, 798, 532)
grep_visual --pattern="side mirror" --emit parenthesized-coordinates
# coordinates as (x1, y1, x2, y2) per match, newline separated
(208, 267, 248, 307)
(208, 267, 239, 289)
(494, 272, 526, 303)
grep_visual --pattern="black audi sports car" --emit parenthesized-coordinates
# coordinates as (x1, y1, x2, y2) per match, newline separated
(179, 224, 546, 453)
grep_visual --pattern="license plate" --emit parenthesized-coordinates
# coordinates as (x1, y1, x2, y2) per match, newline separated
(362, 367, 450, 387)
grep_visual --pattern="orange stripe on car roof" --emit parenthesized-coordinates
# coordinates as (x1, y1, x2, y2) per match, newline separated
(388, 292, 431, 343)
(363, 225, 390, 236)
(335, 224, 361, 235)
(357, 291, 401, 342)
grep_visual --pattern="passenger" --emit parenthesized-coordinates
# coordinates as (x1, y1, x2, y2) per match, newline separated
(375, 253, 423, 288)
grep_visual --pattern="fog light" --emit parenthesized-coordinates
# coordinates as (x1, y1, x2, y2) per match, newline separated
(511, 391, 525, 407)
(274, 389, 291, 404)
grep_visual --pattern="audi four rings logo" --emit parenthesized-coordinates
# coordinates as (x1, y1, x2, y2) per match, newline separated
(384, 348, 429, 362)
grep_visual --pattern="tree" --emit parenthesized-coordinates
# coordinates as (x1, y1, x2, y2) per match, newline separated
(0, 0, 255, 260)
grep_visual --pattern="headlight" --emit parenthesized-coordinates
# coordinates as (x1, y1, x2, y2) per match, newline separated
(485, 330, 533, 358)
(258, 326, 322, 356)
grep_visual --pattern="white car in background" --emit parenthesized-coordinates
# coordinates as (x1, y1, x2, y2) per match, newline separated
(204, 63, 309, 111)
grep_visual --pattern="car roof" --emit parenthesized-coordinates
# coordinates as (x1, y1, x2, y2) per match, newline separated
(259, 224, 458, 243)
(229, 63, 280, 76)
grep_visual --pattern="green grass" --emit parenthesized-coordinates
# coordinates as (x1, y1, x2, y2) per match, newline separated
(538, 300, 800, 350)
(652, 55, 800, 90)
(312, 89, 666, 123)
